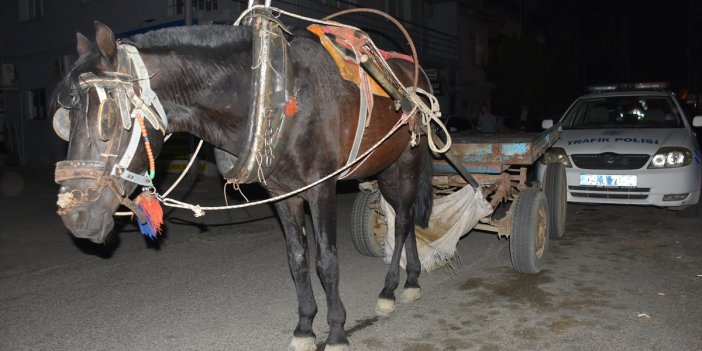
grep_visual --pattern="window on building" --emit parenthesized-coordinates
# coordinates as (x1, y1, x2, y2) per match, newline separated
(196, 0, 218, 11)
(168, 0, 219, 16)
(26, 89, 46, 120)
(18, 0, 43, 22)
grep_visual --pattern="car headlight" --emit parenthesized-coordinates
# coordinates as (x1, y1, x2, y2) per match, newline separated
(647, 147, 692, 168)
(540, 147, 572, 167)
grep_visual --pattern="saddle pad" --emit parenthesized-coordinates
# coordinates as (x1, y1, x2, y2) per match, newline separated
(307, 24, 414, 98)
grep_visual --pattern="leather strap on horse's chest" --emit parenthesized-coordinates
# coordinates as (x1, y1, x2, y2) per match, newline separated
(223, 9, 295, 185)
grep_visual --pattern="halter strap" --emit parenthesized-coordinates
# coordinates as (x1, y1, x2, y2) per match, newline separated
(110, 116, 154, 187)
(121, 44, 169, 131)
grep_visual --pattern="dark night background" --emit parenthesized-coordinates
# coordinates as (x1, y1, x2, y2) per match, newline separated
(1, 0, 701, 166)
(484, 0, 701, 127)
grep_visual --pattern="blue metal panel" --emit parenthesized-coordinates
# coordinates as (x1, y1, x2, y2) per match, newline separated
(501, 143, 529, 156)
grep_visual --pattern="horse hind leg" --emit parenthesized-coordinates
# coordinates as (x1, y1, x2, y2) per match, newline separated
(272, 198, 318, 351)
(374, 199, 420, 316)
(375, 144, 432, 315)
(401, 143, 432, 304)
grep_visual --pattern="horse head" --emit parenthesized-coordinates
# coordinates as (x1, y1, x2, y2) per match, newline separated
(52, 22, 166, 243)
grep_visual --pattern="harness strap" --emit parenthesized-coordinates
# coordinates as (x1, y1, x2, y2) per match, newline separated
(55, 160, 105, 182)
(339, 46, 374, 179)
(110, 116, 154, 187)
(122, 45, 169, 131)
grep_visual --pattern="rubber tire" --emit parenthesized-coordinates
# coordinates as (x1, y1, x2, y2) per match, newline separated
(510, 187, 549, 274)
(350, 190, 385, 257)
(542, 162, 567, 239)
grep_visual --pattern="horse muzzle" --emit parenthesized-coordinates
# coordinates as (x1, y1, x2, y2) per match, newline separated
(55, 160, 122, 243)
(59, 203, 115, 243)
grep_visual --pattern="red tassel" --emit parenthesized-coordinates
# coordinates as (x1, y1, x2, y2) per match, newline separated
(135, 192, 163, 237)
(284, 95, 298, 117)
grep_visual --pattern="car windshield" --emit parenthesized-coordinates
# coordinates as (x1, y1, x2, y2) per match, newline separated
(561, 95, 684, 129)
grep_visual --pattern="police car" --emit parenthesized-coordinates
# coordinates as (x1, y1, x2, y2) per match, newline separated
(537, 83, 702, 216)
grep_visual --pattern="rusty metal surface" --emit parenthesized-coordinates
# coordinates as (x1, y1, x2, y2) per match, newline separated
(433, 127, 560, 175)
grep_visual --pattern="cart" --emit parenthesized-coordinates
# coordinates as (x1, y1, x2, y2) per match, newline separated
(350, 126, 566, 274)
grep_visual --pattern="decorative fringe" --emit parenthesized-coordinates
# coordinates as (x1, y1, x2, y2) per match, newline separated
(134, 192, 164, 239)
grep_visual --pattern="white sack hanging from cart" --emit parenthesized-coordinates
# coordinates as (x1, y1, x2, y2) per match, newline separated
(381, 184, 493, 271)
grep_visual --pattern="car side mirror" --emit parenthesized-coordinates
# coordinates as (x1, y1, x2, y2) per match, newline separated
(692, 115, 702, 127)
(541, 119, 554, 129)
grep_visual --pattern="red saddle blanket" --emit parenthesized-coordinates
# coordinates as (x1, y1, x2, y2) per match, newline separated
(307, 24, 413, 98)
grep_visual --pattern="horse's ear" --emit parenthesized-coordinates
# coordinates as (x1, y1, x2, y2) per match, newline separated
(76, 32, 91, 56)
(94, 21, 117, 63)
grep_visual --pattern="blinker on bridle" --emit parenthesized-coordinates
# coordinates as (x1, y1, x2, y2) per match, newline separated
(53, 44, 168, 226)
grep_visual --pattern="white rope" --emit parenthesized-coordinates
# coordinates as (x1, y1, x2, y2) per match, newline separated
(411, 87, 451, 154)
(114, 133, 202, 217)
(235, 5, 361, 29)
(236, 6, 452, 153)
(146, 6, 452, 217)
(159, 114, 412, 216)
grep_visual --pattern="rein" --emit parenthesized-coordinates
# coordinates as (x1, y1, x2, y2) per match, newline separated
(153, 6, 451, 217)
(159, 99, 423, 216)
(56, 6, 451, 232)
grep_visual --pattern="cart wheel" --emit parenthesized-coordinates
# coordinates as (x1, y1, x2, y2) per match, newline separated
(542, 162, 567, 239)
(350, 190, 386, 257)
(510, 187, 549, 274)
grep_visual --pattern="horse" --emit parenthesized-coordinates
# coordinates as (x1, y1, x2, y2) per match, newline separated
(51, 20, 434, 351)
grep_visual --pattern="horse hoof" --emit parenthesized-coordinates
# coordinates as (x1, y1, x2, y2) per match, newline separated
(375, 297, 396, 316)
(400, 287, 422, 303)
(289, 336, 316, 351)
(324, 344, 350, 351)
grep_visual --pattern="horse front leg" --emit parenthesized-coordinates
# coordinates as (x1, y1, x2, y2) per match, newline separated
(272, 198, 318, 351)
(307, 184, 348, 350)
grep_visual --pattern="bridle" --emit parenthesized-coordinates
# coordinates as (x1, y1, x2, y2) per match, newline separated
(54, 44, 168, 221)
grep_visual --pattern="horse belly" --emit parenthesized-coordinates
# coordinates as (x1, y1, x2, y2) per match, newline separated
(341, 118, 410, 180)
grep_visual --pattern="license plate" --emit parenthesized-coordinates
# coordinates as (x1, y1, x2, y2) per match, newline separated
(580, 174, 637, 187)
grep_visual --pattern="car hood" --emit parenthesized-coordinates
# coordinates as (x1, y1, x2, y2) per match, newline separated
(554, 128, 691, 154)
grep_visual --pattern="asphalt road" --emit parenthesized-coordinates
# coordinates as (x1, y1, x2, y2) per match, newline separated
(1, 169, 701, 351)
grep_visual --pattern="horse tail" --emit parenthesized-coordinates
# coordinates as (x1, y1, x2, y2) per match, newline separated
(412, 145, 433, 228)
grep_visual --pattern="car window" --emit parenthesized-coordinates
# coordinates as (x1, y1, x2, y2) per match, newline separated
(562, 95, 683, 129)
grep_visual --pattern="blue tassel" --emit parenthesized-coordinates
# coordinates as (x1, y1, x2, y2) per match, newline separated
(137, 204, 158, 239)
(134, 192, 163, 239)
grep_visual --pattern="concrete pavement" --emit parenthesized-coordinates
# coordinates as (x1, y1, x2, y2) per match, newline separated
(1, 166, 701, 350)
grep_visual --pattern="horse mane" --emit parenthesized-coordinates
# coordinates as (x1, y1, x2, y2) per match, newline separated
(122, 24, 253, 52)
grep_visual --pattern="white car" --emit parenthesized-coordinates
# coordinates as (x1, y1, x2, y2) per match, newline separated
(537, 83, 702, 216)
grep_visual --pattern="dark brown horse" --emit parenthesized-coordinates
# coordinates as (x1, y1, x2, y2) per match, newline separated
(52, 21, 433, 350)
